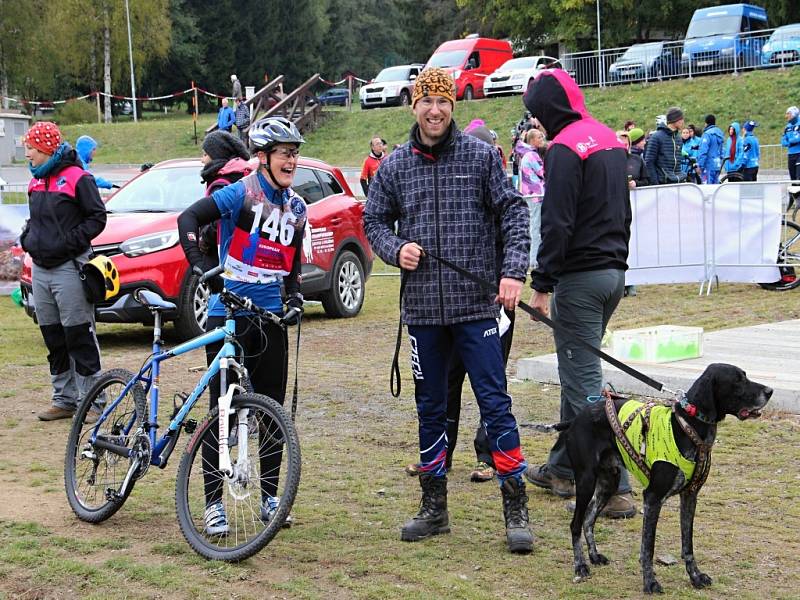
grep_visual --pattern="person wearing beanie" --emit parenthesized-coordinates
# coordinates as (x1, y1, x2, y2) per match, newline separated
(522, 69, 636, 519)
(198, 130, 253, 264)
(782, 106, 800, 181)
(75, 135, 115, 190)
(359, 135, 387, 196)
(20, 121, 107, 422)
(626, 127, 649, 188)
(723, 121, 745, 178)
(742, 120, 761, 181)
(697, 114, 724, 183)
(364, 66, 535, 554)
(644, 106, 686, 184)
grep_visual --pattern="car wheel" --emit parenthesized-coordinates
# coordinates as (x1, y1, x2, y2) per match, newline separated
(400, 90, 410, 106)
(173, 272, 210, 341)
(321, 250, 364, 318)
(463, 85, 474, 101)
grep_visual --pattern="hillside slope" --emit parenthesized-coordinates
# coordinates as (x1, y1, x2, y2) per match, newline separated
(59, 67, 799, 166)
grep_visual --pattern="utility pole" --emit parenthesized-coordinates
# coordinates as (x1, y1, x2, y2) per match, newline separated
(596, 0, 604, 88)
(125, 0, 138, 122)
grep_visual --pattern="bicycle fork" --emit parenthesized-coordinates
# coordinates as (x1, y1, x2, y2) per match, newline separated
(217, 357, 250, 483)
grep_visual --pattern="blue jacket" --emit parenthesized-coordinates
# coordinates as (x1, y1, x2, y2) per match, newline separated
(75, 135, 114, 189)
(783, 116, 800, 155)
(742, 131, 760, 169)
(723, 122, 745, 172)
(681, 136, 700, 173)
(363, 123, 530, 326)
(697, 125, 724, 173)
(643, 125, 684, 184)
(217, 106, 235, 132)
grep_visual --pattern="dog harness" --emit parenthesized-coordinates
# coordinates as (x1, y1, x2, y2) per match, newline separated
(606, 396, 714, 493)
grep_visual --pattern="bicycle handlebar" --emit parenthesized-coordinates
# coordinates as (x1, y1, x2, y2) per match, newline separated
(194, 265, 298, 326)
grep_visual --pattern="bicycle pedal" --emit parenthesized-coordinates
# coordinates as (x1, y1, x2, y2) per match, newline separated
(184, 419, 197, 434)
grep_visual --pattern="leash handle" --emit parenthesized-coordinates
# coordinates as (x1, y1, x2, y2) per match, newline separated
(421, 249, 666, 393)
(390, 271, 407, 398)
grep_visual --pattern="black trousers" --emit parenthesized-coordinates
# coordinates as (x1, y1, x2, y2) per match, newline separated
(445, 310, 515, 469)
(742, 166, 759, 181)
(202, 315, 288, 505)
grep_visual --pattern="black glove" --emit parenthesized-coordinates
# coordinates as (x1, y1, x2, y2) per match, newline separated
(194, 255, 223, 294)
(283, 294, 303, 326)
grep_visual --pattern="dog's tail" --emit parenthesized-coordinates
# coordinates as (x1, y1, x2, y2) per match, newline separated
(519, 421, 571, 433)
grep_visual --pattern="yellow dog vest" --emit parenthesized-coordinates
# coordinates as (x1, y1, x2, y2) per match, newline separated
(615, 400, 696, 488)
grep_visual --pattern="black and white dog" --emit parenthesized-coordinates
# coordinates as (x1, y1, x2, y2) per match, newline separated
(555, 363, 772, 594)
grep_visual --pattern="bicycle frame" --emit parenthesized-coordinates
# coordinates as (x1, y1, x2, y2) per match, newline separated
(90, 313, 244, 469)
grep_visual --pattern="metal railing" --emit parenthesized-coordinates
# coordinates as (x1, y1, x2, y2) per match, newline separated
(561, 26, 799, 88)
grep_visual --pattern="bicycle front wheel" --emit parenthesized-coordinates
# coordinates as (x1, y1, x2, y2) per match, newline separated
(175, 393, 301, 562)
(64, 368, 147, 523)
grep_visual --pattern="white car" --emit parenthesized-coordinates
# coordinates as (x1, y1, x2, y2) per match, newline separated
(359, 64, 424, 109)
(483, 55, 567, 97)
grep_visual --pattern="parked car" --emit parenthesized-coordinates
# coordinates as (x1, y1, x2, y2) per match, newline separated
(19, 157, 374, 339)
(483, 56, 568, 97)
(608, 42, 682, 82)
(762, 23, 800, 65)
(424, 36, 513, 100)
(681, 3, 768, 72)
(359, 64, 424, 109)
(317, 88, 350, 106)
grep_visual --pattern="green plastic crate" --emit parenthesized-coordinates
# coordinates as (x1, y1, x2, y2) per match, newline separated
(610, 325, 703, 364)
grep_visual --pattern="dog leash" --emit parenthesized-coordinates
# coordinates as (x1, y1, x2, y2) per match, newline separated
(420, 249, 670, 394)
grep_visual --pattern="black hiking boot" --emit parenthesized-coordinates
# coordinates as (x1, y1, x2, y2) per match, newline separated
(400, 473, 450, 542)
(501, 476, 534, 554)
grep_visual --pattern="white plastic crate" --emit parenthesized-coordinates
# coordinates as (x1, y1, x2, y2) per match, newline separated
(609, 325, 703, 364)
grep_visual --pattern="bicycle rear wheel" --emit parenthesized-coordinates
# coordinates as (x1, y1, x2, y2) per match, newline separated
(759, 219, 800, 291)
(64, 369, 147, 523)
(175, 393, 301, 562)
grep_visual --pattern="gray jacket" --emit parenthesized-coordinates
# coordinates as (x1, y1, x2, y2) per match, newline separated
(363, 124, 530, 325)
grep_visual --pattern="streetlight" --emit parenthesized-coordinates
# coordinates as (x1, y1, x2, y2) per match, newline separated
(124, 0, 138, 122)
(596, 0, 604, 88)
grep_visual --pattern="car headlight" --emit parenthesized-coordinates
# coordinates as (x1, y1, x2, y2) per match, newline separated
(721, 47, 734, 55)
(120, 229, 179, 257)
(763, 43, 772, 52)
(609, 63, 618, 71)
(682, 52, 689, 61)
(453, 69, 462, 79)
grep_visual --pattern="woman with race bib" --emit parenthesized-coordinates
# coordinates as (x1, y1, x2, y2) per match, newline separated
(177, 117, 306, 536)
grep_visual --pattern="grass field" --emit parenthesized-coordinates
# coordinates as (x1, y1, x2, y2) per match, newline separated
(1, 275, 799, 599)
(52, 67, 800, 167)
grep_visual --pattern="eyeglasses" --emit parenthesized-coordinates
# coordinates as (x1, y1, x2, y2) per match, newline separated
(272, 147, 300, 159)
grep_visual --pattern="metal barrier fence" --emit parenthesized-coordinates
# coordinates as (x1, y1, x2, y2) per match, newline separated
(626, 181, 792, 291)
(561, 26, 799, 88)
(1, 182, 116, 205)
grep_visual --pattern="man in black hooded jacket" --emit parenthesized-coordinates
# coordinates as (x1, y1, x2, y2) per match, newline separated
(522, 69, 636, 518)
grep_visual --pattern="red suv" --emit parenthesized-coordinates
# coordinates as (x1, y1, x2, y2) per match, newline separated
(19, 157, 374, 339)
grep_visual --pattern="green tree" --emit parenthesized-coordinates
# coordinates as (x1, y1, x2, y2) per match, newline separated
(0, 1, 51, 105)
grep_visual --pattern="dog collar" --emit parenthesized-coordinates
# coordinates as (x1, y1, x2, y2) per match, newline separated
(675, 391, 715, 424)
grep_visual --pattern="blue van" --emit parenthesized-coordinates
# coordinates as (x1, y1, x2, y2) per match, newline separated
(681, 4, 768, 72)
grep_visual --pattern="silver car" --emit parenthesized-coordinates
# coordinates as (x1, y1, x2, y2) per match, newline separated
(359, 64, 424, 109)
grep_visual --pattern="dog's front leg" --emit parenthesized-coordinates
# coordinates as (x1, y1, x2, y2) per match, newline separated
(640, 491, 665, 594)
(680, 490, 712, 588)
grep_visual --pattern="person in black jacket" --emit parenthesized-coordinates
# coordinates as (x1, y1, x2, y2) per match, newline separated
(20, 121, 107, 421)
(626, 128, 649, 189)
(644, 107, 686, 185)
(523, 70, 636, 519)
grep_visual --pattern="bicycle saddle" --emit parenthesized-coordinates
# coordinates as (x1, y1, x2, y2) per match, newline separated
(134, 288, 177, 311)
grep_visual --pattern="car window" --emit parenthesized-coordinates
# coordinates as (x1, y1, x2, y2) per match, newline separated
(105, 166, 205, 213)
(316, 169, 344, 197)
(292, 167, 325, 204)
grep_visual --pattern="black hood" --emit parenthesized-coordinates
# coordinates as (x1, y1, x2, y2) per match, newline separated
(410, 120, 457, 160)
(523, 70, 586, 138)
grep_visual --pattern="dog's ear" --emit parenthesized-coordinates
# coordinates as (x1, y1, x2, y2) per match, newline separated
(686, 364, 721, 422)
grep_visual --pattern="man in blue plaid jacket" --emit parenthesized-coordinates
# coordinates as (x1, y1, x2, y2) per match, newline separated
(363, 67, 533, 554)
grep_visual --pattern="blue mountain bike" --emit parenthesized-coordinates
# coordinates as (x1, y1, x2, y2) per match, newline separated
(64, 270, 301, 561)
